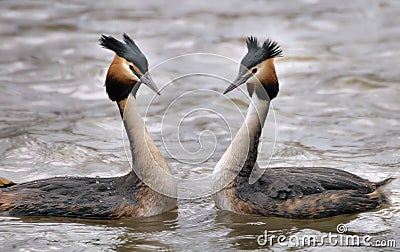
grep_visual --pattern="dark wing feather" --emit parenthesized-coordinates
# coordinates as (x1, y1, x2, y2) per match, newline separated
(0, 176, 138, 219)
(255, 167, 379, 200)
(236, 167, 392, 218)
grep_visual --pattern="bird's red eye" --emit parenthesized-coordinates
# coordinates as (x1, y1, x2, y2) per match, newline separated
(252, 68, 257, 74)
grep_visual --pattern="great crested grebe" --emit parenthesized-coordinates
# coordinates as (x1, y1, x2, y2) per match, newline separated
(212, 36, 394, 218)
(0, 34, 177, 219)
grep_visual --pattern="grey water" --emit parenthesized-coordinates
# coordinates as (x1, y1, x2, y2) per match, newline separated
(0, 0, 399, 251)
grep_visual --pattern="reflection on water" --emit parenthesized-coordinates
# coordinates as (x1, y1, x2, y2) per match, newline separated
(0, 0, 399, 250)
(215, 211, 360, 250)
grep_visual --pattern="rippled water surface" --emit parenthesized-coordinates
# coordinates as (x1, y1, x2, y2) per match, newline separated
(1, 0, 400, 251)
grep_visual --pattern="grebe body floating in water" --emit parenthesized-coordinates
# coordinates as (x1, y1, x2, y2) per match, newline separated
(0, 34, 177, 219)
(212, 37, 394, 218)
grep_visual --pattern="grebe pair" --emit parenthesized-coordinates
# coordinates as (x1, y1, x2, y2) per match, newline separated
(0, 34, 393, 219)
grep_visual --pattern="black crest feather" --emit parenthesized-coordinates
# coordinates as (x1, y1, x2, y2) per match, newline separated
(246, 36, 259, 52)
(99, 33, 148, 73)
(262, 39, 283, 59)
(122, 33, 142, 55)
(241, 36, 283, 70)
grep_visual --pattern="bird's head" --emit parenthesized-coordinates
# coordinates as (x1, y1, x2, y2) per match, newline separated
(99, 33, 159, 105)
(224, 36, 282, 100)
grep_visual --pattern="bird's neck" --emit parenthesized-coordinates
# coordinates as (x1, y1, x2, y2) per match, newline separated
(118, 94, 176, 196)
(214, 84, 270, 185)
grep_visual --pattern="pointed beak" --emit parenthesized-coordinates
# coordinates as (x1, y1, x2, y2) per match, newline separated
(140, 72, 160, 95)
(223, 73, 252, 95)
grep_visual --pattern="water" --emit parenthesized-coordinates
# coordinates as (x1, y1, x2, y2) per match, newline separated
(1, 0, 400, 251)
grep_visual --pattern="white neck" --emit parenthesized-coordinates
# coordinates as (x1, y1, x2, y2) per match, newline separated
(213, 86, 270, 189)
(123, 93, 176, 197)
